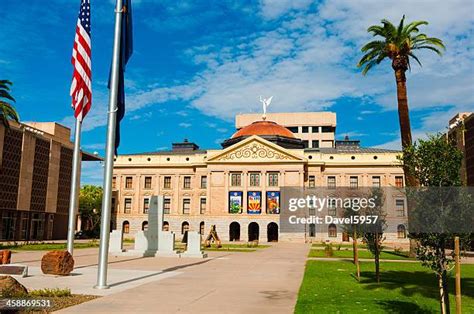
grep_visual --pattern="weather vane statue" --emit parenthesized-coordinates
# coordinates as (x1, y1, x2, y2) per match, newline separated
(259, 95, 273, 121)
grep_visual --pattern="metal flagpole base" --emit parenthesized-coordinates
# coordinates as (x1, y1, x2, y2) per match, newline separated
(93, 285, 110, 290)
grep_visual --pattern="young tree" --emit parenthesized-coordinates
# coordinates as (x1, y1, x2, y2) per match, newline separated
(0, 80, 19, 128)
(401, 134, 473, 314)
(361, 188, 387, 283)
(79, 185, 103, 237)
(358, 16, 444, 187)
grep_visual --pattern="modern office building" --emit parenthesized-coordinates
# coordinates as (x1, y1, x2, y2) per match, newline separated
(0, 121, 100, 241)
(112, 112, 408, 245)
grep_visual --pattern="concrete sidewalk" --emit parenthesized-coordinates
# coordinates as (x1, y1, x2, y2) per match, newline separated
(53, 243, 309, 314)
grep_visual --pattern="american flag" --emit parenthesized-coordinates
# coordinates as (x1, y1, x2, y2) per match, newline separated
(70, 0, 91, 122)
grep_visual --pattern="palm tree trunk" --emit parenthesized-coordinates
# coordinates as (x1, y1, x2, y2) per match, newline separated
(375, 233, 380, 283)
(394, 68, 417, 187)
(394, 65, 418, 256)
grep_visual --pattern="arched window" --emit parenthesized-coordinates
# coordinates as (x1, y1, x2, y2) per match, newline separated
(142, 221, 148, 231)
(328, 224, 337, 238)
(181, 221, 189, 234)
(162, 221, 169, 232)
(397, 224, 406, 239)
(122, 221, 130, 234)
(229, 222, 240, 241)
(199, 221, 205, 235)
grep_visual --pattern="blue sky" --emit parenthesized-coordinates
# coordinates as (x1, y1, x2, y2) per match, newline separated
(1, 0, 473, 185)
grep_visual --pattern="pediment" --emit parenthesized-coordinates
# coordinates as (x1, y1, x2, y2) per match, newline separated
(207, 136, 304, 163)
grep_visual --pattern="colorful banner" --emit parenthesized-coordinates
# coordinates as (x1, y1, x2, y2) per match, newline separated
(266, 191, 280, 214)
(229, 191, 243, 214)
(247, 191, 262, 214)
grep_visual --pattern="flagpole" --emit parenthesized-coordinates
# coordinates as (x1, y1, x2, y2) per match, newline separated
(95, 0, 123, 289)
(67, 118, 82, 255)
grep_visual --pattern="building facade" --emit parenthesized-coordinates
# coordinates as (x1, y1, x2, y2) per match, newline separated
(448, 112, 474, 186)
(112, 112, 408, 245)
(0, 121, 99, 241)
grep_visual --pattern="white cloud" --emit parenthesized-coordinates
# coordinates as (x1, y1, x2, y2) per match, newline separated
(179, 122, 192, 128)
(80, 161, 104, 186)
(259, 0, 313, 20)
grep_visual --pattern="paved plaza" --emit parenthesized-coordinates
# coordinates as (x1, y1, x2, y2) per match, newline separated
(11, 243, 310, 313)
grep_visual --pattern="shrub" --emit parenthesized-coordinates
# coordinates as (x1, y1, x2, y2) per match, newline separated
(29, 288, 72, 297)
(324, 244, 334, 257)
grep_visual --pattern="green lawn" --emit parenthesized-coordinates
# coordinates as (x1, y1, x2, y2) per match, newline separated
(295, 260, 474, 313)
(308, 249, 412, 260)
(0, 241, 99, 251)
(203, 243, 270, 253)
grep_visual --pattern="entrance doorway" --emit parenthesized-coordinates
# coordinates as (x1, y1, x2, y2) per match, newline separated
(229, 222, 240, 241)
(248, 222, 259, 242)
(267, 222, 278, 242)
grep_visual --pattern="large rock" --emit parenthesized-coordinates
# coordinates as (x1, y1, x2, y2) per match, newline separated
(0, 276, 28, 296)
(41, 250, 74, 276)
(0, 250, 11, 264)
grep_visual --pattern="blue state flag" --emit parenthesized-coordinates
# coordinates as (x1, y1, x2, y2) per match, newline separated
(109, 0, 133, 154)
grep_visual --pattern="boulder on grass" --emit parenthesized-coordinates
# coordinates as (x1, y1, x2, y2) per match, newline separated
(41, 250, 74, 276)
(0, 275, 28, 297)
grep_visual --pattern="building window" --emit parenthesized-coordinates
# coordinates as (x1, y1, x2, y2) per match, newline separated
(201, 176, 207, 189)
(302, 126, 309, 133)
(124, 198, 132, 214)
(327, 176, 336, 189)
(268, 173, 278, 187)
(144, 176, 152, 189)
(328, 224, 337, 237)
(287, 126, 298, 133)
(309, 175, 316, 188)
(181, 221, 189, 234)
(182, 198, 190, 214)
(183, 176, 191, 189)
(309, 224, 316, 237)
(111, 198, 116, 213)
(397, 224, 407, 238)
(302, 140, 309, 148)
(200, 198, 207, 214)
(163, 198, 171, 214)
(163, 221, 169, 231)
(328, 199, 336, 216)
(249, 173, 260, 187)
(372, 176, 381, 188)
(164, 176, 171, 189)
(312, 126, 320, 133)
(231, 173, 242, 186)
(350, 176, 358, 189)
(112, 176, 117, 189)
(321, 126, 333, 133)
(125, 177, 133, 189)
(142, 221, 148, 231)
(395, 176, 404, 188)
(122, 221, 130, 234)
(311, 140, 319, 148)
(396, 199, 405, 217)
(200, 221, 205, 235)
(143, 198, 150, 214)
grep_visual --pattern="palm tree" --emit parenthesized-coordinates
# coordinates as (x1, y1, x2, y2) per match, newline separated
(358, 16, 445, 186)
(0, 80, 19, 128)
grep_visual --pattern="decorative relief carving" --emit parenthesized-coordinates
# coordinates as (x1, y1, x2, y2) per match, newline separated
(218, 142, 294, 161)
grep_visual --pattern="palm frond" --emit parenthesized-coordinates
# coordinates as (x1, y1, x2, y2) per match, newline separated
(0, 91, 15, 102)
(408, 52, 422, 67)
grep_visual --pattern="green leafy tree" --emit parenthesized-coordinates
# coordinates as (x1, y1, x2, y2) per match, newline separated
(361, 188, 387, 283)
(79, 185, 103, 237)
(401, 134, 473, 314)
(358, 16, 445, 186)
(0, 80, 19, 128)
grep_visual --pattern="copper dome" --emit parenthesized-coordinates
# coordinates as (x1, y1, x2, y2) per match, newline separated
(232, 121, 295, 139)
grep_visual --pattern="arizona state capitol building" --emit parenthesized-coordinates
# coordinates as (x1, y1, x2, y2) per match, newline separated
(111, 112, 409, 245)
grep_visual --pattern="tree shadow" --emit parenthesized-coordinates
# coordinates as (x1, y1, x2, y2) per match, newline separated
(376, 300, 435, 314)
(360, 270, 474, 300)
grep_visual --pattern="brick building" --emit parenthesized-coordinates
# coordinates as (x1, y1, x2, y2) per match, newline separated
(0, 121, 100, 241)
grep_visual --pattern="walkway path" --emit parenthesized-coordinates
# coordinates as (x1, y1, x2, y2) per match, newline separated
(36, 243, 309, 313)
